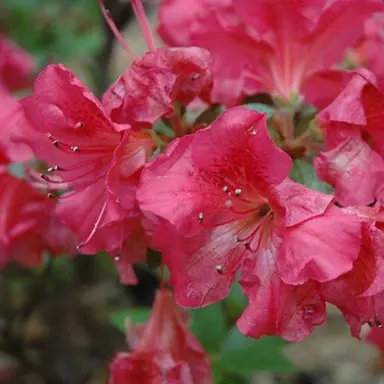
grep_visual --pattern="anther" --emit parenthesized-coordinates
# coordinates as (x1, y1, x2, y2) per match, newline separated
(250, 130, 257, 135)
(75, 122, 84, 129)
(198, 212, 204, 223)
(52, 140, 59, 147)
(71, 146, 80, 152)
(191, 73, 200, 81)
(47, 165, 60, 172)
(368, 320, 374, 327)
(223, 186, 229, 193)
(40, 173, 48, 180)
(76, 243, 84, 250)
(235, 188, 242, 196)
(47, 193, 55, 199)
(216, 265, 223, 274)
(375, 314, 383, 328)
(115, 253, 120, 262)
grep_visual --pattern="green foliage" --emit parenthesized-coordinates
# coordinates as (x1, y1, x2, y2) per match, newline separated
(221, 328, 295, 374)
(245, 103, 274, 118)
(224, 281, 248, 320)
(109, 308, 150, 332)
(1, 0, 104, 73)
(189, 303, 228, 353)
(290, 158, 334, 193)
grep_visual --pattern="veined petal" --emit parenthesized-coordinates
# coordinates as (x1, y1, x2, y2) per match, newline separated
(277, 206, 361, 284)
(315, 138, 384, 206)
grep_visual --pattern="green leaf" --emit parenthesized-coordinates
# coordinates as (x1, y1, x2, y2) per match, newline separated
(290, 158, 333, 193)
(244, 103, 274, 118)
(224, 281, 248, 320)
(189, 303, 228, 353)
(109, 308, 150, 333)
(221, 327, 296, 374)
(220, 372, 250, 384)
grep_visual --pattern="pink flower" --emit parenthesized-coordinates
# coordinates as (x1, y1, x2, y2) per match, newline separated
(158, 0, 382, 106)
(0, 36, 35, 91)
(109, 288, 212, 384)
(0, 84, 33, 166)
(103, 47, 212, 127)
(100, 0, 213, 128)
(353, 13, 384, 81)
(319, 205, 384, 337)
(19, 64, 155, 283)
(0, 172, 54, 268)
(315, 70, 384, 206)
(138, 107, 362, 339)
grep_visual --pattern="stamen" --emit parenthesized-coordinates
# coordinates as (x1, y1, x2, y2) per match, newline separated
(71, 146, 80, 152)
(223, 185, 229, 193)
(130, 0, 156, 52)
(250, 130, 257, 135)
(235, 188, 242, 196)
(78, 201, 107, 250)
(99, 0, 136, 61)
(52, 140, 59, 147)
(47, 165, 61, 172)
(375, 314, 383, 328)
(115, 253, 121, 262)
(216, 265, 223, 274)
(198, 212, 204, 223)
(75, 122, 84, 129)
(191, 73, 200, 81)
(47, 193, 56, 199)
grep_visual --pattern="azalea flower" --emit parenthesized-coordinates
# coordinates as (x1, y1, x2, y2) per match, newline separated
(353, 12, 384, 81)
(0, 84, 33, 167)
(158, 0, 382, 106)
(315, 70, 384, 206)
(109, 288, 212, 383)
(138, 107, 362, 340)
(100, 0, 213, 129)
(19, 64, 155, 284)
(0, 35, 35, 91)
(0, 172, 54, 268)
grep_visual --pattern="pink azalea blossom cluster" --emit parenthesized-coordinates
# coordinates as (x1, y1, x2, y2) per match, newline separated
(3, 0, 384, 381)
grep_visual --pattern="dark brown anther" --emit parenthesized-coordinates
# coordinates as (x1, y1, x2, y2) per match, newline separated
(47, 193, 55, 199)
(71, 146, 80, 152)
(375, 314, 383, 328)
(75, 122, 84, 129)
(52, 140, 59, 147)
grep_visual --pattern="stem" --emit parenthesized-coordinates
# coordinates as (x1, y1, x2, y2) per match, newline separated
(94, 1, 134, 96)
(170, 113, 185, 138)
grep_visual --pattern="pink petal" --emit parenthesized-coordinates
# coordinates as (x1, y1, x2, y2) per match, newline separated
(0, 36, 36, 92)
(269, 179, 333, 227)
(159, 221, 245, 308)
(277, 206, 361, 284)
(315, 138, 384, 206)
(302, 69, 354, 110)
(103, 47, 212, 125)
(138, 107, 291, 236)
(238, 274, 325, 342)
